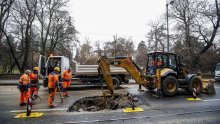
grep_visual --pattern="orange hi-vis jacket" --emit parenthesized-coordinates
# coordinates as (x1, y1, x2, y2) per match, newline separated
(48, 72, 59, 88)
(19, 74, 30, 85)
(62, 70, 72, 82)
(29, 73, 39, 85)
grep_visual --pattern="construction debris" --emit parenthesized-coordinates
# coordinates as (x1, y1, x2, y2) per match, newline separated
(67, 93, 140, 112)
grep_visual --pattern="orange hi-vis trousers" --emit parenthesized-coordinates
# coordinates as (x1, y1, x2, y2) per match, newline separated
(48, 88, 57, 106)
(20, 91, 29, 104)
(62, 81, 69, 96)
(29, 87, 38, 98)
(62, 80, 72, 96)
(67, 81, 71, 88)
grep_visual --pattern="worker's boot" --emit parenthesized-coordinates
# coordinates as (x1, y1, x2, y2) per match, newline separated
(20, 103, 27, 106)
(49, 104, 57, 108)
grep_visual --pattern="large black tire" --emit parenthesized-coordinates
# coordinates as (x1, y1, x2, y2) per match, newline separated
(112, 76, 121, 90)
(162, 76, 178, 96)
(187, 76, 202, 95)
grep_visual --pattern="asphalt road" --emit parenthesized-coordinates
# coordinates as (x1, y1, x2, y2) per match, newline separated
(0, 80, 220, 124)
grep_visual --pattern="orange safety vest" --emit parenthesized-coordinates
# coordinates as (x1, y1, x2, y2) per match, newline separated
(19, 74, 30, 85)
(62, 70, 72, 81)
(157, 60, 162, 66)
(48, 72, 59, 88)
(29, 73, 39, 84)
(152, 60, 156, 66)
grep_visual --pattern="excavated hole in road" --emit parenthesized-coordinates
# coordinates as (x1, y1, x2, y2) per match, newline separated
(67, 93, 140, 112)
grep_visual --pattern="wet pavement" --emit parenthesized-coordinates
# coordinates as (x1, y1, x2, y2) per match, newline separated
(0, 80, 220, 124)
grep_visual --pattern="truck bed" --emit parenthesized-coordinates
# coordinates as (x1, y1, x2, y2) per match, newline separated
(75, 65, 127, 76)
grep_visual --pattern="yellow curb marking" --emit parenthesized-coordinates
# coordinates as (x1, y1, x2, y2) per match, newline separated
(14, 112, 43, 118)
(123, 107, 144, 112)
(187, 98, 202, 101)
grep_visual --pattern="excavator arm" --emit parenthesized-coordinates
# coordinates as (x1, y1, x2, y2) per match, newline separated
(97, 56, 151, 95)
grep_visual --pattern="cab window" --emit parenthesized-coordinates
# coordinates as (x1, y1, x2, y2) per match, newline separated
(169, 54, 177, 71)
(47, 57, 61, 74)
(216, 64, 220, 71)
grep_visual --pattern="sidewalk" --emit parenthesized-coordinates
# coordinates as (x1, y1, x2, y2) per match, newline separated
(0, 80, 43, 85)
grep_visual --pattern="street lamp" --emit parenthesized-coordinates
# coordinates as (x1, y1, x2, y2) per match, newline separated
(166, 0, 174, 52)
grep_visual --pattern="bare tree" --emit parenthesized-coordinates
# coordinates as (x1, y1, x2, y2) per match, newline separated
(0, 0, 22, 72)
(169, 0, 220, 70)
(146, 18, 167, 52)
(193, 0, 220, 63)
(0, 0, 15, 42)
(135, 41, 148, 68)
(104, 36, 134, 56)
(94, 41, 103, 57)
(36, 0, 70, 56)
(78, 38, 93, 64)
(11, 0, 37, 72)
(0, 0, 78, 73)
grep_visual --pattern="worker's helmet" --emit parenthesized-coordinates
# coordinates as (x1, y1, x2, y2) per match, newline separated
(33, 67, 39, 71)
(25, 70, 31, 74)
(54, 67, 60, 72)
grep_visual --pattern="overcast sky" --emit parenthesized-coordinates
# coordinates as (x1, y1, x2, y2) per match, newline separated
(68, 0, 167, 48)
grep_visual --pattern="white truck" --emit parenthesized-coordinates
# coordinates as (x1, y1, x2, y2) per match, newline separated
(38, 55, 129, 89)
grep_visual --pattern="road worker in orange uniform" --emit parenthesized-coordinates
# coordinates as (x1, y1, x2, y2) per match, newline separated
(62, 68, 72, 97)
(48, 67, 60, 108)
(29, 67, 40, 99)
(18, 70, 31, 106)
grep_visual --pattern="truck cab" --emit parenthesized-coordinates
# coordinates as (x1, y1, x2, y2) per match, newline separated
(215, 63, 220, 82)
(38, 55, 70, 77)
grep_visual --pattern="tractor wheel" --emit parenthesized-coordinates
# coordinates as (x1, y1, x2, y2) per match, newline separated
(112, 76, 121, 90)
(187, 77, 202, 95)
(162, 76, 178, 96)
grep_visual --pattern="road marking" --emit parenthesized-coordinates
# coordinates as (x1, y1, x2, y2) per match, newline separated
(64, 109, 220, 124)
(203, 99, 220, 102)
(10, 108, 68, 113)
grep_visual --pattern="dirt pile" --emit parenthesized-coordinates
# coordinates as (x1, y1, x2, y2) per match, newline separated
(68, 93, 139, 112)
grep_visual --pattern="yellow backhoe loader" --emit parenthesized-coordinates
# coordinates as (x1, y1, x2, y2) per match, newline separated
(97, 52, 215, 96)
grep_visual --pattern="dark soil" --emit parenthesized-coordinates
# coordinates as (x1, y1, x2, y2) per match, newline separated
(68, 93, 140, 112)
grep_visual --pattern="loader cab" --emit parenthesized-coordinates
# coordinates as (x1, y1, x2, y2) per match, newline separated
(146, 52, 180, 76)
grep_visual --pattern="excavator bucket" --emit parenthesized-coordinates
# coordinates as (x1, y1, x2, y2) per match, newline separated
(202, 79, 215, 94)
